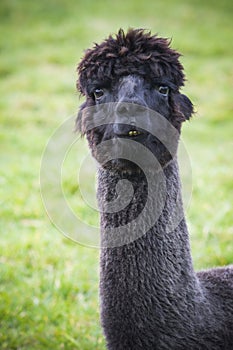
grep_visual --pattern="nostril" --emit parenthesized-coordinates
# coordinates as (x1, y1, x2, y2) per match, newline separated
(116, 104, 129, 116)
(137, 104, 147, 113)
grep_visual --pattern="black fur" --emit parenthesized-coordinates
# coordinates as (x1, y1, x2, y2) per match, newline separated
(76, 29, 233, 349)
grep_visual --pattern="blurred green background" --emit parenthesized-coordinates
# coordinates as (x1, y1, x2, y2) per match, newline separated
(0, 0, 232, 349)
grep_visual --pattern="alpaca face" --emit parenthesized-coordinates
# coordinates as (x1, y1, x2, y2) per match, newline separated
(92, 74, 170, 119)
(76, 29, 194, 172)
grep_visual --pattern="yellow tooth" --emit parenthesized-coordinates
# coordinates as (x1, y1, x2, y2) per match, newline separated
(128, 130, 140, 136)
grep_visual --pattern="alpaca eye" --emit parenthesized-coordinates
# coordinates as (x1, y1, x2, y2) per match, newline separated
(93, 88, 104, 100)
(158, 86, 169, 96)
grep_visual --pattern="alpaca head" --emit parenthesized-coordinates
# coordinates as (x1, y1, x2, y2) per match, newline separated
(76, 29, 193, 172)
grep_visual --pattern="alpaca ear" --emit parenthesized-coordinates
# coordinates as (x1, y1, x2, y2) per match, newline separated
(180, 94, 194, 120)
(173, 93, 194, 121)
(75, 101, 86, 134)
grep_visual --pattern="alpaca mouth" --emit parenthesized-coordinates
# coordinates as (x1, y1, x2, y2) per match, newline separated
(112, 123, 145, 138)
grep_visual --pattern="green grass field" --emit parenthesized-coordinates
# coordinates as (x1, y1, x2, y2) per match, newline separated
(0, 0, 232, 348)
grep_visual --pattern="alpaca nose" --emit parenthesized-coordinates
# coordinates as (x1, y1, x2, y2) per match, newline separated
(114, 101, 146, 137)
(116, 101, 146, 117)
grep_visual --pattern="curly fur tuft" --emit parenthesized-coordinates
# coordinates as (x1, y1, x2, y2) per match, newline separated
(77, 29, 185, 95)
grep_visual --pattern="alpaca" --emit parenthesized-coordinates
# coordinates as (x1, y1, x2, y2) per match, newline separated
(76, 29, 233, 350)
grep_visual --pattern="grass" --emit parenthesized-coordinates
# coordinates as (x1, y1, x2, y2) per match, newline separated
(0, 0, 233, 348)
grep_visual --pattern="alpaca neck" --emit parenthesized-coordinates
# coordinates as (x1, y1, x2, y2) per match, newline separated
(98, 159, 202, 303)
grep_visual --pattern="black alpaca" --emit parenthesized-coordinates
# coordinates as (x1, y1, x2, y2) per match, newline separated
(76, 29, 233, 350)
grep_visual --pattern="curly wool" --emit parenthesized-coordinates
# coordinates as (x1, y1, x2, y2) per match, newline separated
(77, 29, 185, 95)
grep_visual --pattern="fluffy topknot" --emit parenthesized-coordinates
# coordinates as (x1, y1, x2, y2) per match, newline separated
(77, 28, 185, 94)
